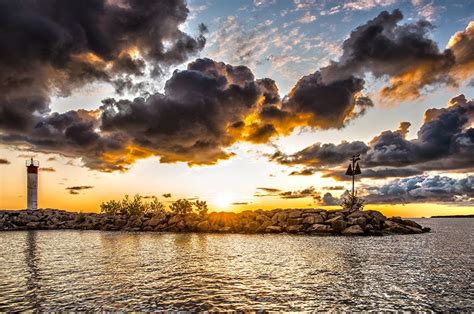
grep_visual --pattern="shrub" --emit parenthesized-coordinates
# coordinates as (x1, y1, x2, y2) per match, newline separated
(147, 196, 166, 214)
(169, 199, 193, 215)
(194, 200, 208, 215)
(100, 194, 165, 216)
(75, 211, 86, 223)
(340, 190, 365, 211)
(100, 199, 122, 215)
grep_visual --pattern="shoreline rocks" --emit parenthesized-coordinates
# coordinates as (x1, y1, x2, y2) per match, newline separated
(0, 208, 431, 236)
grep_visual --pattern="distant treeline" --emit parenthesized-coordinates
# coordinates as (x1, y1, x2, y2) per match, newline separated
(431, 215, 474, 218)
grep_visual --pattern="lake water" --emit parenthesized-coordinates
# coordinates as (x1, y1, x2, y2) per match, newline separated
(0, 218, 472, 311)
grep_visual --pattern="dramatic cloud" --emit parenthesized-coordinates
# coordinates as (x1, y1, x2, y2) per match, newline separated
(279, 186, 321, 201)
(323, 186, 345, 190)
(364, 175, 474, 205)
(254, 186, 323, 201)
(3, 8, 473, 172)
(277, 72, 373, 129)
(271, 140, 368, 167)
(365, 95, 474, 171)
(274, 95, 474, 180)
(320, 9, 474, 101)
(255, 187, 281, 197)
(39, 167, 56, 172)
(231, 202, 251, 205)
(66, 185, 94, 195)
(0, 0, 206, 132)
(0, 158, 10, 165)
(321, 192, 339, 205)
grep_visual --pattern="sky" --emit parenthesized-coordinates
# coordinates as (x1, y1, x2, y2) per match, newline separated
(0, 0, 473, 217)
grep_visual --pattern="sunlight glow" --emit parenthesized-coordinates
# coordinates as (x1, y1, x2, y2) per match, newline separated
(214, 194, 233, 209)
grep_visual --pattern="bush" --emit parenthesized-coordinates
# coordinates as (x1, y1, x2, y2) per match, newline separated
(169, 199, 193, 215)
(340, 190, 365, 211)
(100, 194, 165, 216)
(147, 196, 166, 214)
(194, 200, 208, 215)
(100, 199, 121, 215)
(100, 195, 209, 216)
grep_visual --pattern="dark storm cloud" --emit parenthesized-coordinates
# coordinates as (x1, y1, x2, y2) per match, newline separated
(271, 141, 368, 167)
(256, 187, 281, 193)
(0, 158, 10, 164)
(66, 185, 94, 195)
(365, 95, 474, 171)
(364, 175, 474, 205)
(323, 186, 345, 190)
(3, 8, 474, 172)
(322, 192, 339, 206)
(39, 167, 56, 172)
(289, 167, 317, 176)
(321, 9, 456, 100)
(274, 95, 474, 179)
(279, 72, 373, 129)
(0, 0, 206, 133)
(99, 58, 268, 166)
(279, 186, 321, 201)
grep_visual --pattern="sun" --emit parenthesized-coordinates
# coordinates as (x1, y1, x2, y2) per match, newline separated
(215, 194, 233, 209)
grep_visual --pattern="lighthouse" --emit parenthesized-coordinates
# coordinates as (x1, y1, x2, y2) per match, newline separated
(26, 158, 39, 210)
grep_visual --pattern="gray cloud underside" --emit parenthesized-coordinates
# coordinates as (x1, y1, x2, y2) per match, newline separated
(274, 94, 474, 179)
(1, 7, 474, 173)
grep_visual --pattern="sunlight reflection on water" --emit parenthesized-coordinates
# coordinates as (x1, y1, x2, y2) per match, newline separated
(0, 219, 472, 311)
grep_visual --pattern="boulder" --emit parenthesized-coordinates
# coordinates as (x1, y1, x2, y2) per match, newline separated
(287, 218, 303, 226)
(347, 210, 368, 219)
(401, 219, 422, 229)
(367, 210, 386, 224)
(348, 216, 367, 228)
(168, 215, 182, 225)
(287, 225, 303, 233)
(307, 224, 334, 234)
(288, 210, 302, 218)
(265, 226, 282, 233)
(272, 212, 288, 223)
(326, 215, 347, 232)
(245, 221, 261, 233)
(302, 214, 324, 225)
(383, 220, 411, 234)
(390, 216, 403, 222)
(256, 214, 271, 223)
(196, 221, 210, 232)
(342, 225, 365, 236)
(148, 213, 167, 227)
(26, 222, 40, 229)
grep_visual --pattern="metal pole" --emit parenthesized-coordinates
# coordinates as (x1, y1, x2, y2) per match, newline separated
(351, 158, 355, 199)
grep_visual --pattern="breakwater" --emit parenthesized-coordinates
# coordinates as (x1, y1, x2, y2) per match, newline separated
(0, 208, 430, 235)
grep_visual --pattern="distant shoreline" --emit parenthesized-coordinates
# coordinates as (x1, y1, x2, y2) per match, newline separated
(430, 214, 474, 218)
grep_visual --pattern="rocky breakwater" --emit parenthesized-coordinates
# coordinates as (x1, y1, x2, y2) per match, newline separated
(0, 208, 431, 236)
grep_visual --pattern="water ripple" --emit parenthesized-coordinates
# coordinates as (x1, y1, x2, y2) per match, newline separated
(0, 218, 472, 311)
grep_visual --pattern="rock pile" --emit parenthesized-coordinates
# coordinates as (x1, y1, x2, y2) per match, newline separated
(0, 208, 430, 235)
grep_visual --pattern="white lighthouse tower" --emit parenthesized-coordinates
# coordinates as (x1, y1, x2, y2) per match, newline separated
(26, 158, 39, 210)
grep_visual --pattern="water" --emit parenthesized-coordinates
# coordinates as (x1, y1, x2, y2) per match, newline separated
(0, 219, 472, 311)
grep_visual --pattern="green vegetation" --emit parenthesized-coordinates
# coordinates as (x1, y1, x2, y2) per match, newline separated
(100, 194, 208, 216)
(340, 190, 366, 211)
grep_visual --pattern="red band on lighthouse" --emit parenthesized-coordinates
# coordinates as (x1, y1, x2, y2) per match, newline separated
(27, 165, 38, 174)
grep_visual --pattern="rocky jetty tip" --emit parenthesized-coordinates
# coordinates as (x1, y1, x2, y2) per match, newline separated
(0, 208, 430, 236)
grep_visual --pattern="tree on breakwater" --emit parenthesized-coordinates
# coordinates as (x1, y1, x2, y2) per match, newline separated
(100, 194, 208, 217)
